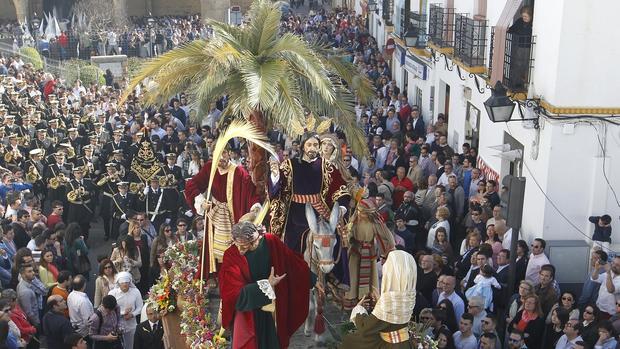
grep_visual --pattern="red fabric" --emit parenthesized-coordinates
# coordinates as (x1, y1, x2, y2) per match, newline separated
(184, 161, 258, 221)
(390, 176, 414, 208)
(43, 80, 56, 99)
(10, 304, 36, 341)
(399, 104, 411, 126)
(58, 34, 68, 48)
(219, 234, 310, 349)
(46, 213, 62, 230)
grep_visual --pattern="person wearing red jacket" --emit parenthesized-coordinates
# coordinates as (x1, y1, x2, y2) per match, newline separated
(2, 289, 37, 346)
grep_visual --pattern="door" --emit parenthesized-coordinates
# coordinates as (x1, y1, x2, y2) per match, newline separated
(444, 84, 450, 122)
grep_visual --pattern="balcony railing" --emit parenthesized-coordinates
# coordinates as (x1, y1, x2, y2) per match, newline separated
(382, 0, 394, 25)
(428, 3, 455, 48)
(409, 12, 428, 48)
(454, 13, 488, 67)
(502, 33, 536, 92)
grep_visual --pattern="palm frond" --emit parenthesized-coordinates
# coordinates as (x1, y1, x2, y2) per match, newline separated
(206, 120, 278, 203)
(120, 40, 208, 104)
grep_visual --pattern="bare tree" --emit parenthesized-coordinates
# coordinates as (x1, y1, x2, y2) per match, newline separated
(71, 0, 129, 34)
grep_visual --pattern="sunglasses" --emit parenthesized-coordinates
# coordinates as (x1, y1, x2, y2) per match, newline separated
(177, 224, 186, 227)
(164, 229, 172, 232)
(584, 310, 593, 315)
(104, 265, 112, 269)
(508, 338, 521, 343)
(562, 297, 573, 301)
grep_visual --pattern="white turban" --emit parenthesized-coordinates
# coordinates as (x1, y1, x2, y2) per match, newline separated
(115, 271, 134, 286)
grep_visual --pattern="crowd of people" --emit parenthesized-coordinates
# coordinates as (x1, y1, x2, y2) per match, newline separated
(0, 4, 617, 349)
(1, 15, 212, 61)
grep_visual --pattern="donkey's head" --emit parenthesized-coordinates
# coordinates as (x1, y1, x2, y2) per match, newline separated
(305, 203, 340, 274)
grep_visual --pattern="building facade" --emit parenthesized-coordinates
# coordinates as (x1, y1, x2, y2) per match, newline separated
(363, 0, 620, 254)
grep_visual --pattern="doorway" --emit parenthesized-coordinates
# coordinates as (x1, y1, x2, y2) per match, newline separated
(443, 84, 450, 122)
(465, 102, 480, 149)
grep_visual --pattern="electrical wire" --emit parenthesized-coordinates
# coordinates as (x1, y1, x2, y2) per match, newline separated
(586, 122, 620, 208)
(505, 123, 619, 254)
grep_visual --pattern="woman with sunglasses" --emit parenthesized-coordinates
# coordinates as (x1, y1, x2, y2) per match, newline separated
(150, 223, 177, 269)
(94, 258, 117, 308)
(546, 291, 580, 324)
(580, 303, 601, 348)
(542, 306, 569, 348)
(508, 294, 545, 349)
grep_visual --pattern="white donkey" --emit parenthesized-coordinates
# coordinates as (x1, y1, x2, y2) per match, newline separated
(303, 203, 340, 343)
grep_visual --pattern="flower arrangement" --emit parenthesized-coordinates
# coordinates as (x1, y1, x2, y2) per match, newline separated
(147, 240, 227, 348)
(148, 272, 176, 314)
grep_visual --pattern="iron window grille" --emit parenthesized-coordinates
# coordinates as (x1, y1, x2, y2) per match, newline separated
(428, 3, 456, 48)
(454, 13, 488, 67)
(502, 33, 536, 92)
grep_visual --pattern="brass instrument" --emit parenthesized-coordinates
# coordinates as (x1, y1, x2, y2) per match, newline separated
(96, 173, 120, 186)
(67, 186, 87, 203)
(66, 147, 76, 159)
(25, 165, 42, 183)
(4, 149, 22, 163)
(130, 182, 146, 200)
(49, 173, 68, 189)
(160, 174, 176, 187)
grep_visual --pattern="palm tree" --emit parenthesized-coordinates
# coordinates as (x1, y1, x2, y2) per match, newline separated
(122, 0, 374, 198)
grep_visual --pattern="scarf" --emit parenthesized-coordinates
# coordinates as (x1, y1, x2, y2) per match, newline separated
(372, 251, 417, 324)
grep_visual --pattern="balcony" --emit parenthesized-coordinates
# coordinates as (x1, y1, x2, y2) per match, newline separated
(382, 0, 394, 25)
(454, 13, 488, 73)
(428, 3, 455, 52)
(502, 33, 536, 92)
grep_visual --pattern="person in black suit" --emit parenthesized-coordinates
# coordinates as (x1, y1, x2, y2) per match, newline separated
(110, 182, 137, 241)
(161, 153, 183, 190)
(410, 107, 425, 139)
(133, 304, 164, 349)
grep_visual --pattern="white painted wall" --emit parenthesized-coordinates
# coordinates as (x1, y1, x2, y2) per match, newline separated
(533, 0, 620, 107)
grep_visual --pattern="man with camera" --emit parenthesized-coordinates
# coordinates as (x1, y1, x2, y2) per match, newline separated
(89, 295, 122, 349)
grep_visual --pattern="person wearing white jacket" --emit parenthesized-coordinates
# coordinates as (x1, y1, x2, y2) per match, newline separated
(108, 272, 143, 349)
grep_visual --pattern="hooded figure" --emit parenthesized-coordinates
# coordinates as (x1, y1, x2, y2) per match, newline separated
(340, 250, 417, 348)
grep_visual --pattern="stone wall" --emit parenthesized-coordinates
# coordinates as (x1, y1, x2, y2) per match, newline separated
(1, 0, 252, 22)
(1, 0, 17, 20)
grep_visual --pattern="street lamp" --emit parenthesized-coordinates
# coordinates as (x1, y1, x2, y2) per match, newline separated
(404, 28, 418, 47)
(484, 81, 516, 123)
(368, 1, 378, 12)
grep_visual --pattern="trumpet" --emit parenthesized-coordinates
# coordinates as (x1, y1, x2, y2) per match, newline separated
(67, 187, 87, 202)
(66, 147, 76, 159)
(25, 165, 42, 183)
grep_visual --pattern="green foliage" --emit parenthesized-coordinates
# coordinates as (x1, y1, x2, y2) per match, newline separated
(18, 47, 43, 69)
(79, 65, 106, 86)
(127, 57, 149, 79)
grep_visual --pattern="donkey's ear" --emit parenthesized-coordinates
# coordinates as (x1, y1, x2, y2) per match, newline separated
(305, 203, 318, 233)
(329, 204, 340, 231)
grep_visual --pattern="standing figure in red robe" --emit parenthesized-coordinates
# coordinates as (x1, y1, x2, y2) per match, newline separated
(220, 221, 318, 349)
(184, 149, 260, 277)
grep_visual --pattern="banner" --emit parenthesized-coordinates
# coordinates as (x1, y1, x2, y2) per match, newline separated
(476, 156, 499, 182)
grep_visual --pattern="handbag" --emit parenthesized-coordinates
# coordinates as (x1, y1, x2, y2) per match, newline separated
(72, 249, 91, 275)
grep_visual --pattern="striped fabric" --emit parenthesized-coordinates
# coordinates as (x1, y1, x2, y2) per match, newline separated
(379, 327, 410, 344)
(357, 242, 375, 296)
(206, 198, 233, 263)
(292, 193, 330, 218)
